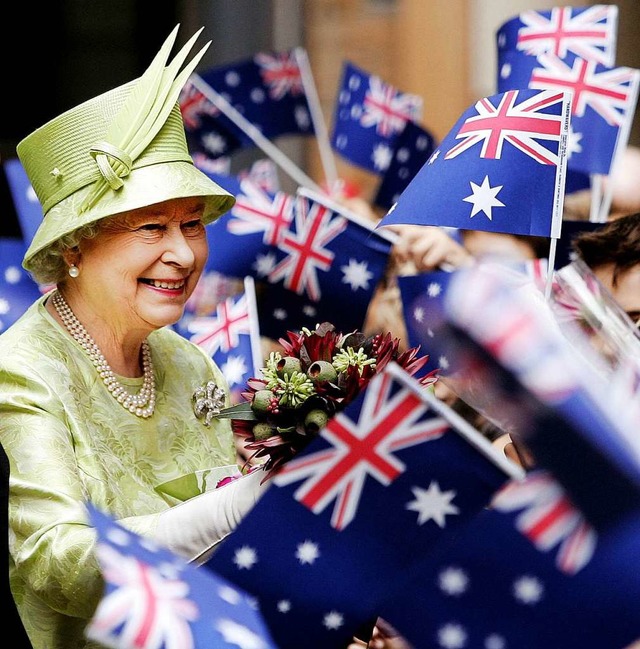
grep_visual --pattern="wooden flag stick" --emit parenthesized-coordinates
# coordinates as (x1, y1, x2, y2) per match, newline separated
(190, 73, 324, 194)
(293, 47, 340, 195)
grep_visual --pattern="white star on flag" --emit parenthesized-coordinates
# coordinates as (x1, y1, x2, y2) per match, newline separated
(233, 546, 258, 569)
(566, 125, 583, 157)
(215, 618, 269, 649)
(341, 258, 373, 290)
(277, 600, 291, 613)
(372, 142, 393, 171)
(221, 355, 248, 386)
(295, 540, 320, 565)
(427, 281, 442, 297)
(438, 566, 469, 596)
(413, 306, 425, 323)
(513, 575, 545, 604)
(406, 480, 460, 527)
(253, 252, 277, 276)
(203, 132, 228, 155)
(463, 175, 505, 220)
(323, 610, 345, 630)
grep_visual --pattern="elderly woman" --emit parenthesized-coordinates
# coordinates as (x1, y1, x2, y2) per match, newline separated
(0, 27, 268, 649)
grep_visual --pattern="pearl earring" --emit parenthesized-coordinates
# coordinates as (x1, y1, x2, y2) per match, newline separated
(68, 264, 80, 278)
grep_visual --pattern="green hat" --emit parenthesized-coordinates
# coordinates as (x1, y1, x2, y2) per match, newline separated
(17, 25, 235, 272)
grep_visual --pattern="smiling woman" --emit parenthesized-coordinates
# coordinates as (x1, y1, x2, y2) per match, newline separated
(0, 26, 271, 649)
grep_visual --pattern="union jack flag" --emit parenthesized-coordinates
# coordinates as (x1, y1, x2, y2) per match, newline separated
(254, 50, 304, 100)
(377, 472, 640, 649)
(192, 174, 392, 338)
(498, 49, 640, 176)
(377, 88, 571, 238)
(226, 183, 294, 246)
(331, 61, 423, 173)
(174, 277, 262, 400)
(179, 78, 221, 130)
(237, 158, 281, 194)
(179, 49, 314, 160)
(198, 173, 281, 278)
(444, 89, 565, 164)
(273, 369, 450, 530)
(205, 363, 516, 648)
(497, 4, 618, 66)
(86, 505, 278, 649)
(185, 290, 252, 357)
(492, 470, 597, 574)
(530, 55, 637, 127)
(267, 197, 348, 301)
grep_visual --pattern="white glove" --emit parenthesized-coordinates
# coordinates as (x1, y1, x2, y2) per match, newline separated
(153, 468, 269, 565)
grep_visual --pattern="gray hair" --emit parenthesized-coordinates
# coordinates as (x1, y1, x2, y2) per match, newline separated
(27, 221, 102, 285)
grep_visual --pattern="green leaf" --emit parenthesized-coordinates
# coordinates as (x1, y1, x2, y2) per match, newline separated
(212, 402, 257, 420)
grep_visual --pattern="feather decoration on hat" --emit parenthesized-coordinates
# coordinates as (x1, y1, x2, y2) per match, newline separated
(80, 25, 211, 212)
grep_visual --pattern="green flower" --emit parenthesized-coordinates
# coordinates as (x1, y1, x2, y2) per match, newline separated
(332, 346, 376, 375)
(268, 371, 315, 408)
(262, 351, 283, 382)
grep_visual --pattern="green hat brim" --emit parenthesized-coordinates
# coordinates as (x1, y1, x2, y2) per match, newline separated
(22, 160, 234, 271)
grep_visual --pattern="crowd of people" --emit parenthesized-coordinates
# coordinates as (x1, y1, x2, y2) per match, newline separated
(1, 22, 640, 649)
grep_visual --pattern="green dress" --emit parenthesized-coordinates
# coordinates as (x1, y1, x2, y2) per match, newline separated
(0, 294, 237, 649)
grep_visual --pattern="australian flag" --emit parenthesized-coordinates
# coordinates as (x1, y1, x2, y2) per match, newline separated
(180, 49, 314, 160)
(373, 120, 438, 211)
(0, 238, 43, 333)
(204, 180, 393, 338)
(204, 362, 521, 648)
(497, 8, 638, 177)
(496, 4, 618, 67)
(85, 505, 278, 649)
(439, 261, 640, 531)
(378, 88, 571, 239)
(174, 276, 262, 404)
(330, 61, 423, 174)
(377, 469, 640, 649)
(3, 158, 42, 245)
(397, 270, 456, 377)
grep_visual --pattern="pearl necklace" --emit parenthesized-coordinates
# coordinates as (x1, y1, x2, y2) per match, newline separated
(52, 290, 156, 418)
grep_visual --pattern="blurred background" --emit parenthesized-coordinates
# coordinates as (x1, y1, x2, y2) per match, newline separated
(2, 0, 639, 204)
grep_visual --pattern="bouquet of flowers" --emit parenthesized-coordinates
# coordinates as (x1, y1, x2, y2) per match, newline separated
(214, 322, 438, 478)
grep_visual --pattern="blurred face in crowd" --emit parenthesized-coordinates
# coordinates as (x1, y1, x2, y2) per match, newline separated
(592, 262, 640, 326)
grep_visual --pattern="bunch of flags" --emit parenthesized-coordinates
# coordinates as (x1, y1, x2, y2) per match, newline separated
(86, 261, 640, 648)
(3, 10, 640, 646)
(496, 4, 639, 221)
(179, 48, 315, 161)
(377, 87, 572, 240)
(188, 170, 394, 340)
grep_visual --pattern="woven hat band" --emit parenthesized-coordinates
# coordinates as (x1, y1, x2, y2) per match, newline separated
(17, 87, 193, 216)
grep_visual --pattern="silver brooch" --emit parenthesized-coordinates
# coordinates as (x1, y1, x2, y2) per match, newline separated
(192, 380, 226, 426)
